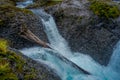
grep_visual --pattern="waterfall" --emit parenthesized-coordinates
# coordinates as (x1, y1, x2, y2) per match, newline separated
(27, 9, 119, 80)
(32, 9, 73, 57)
(101, 41, 120, 80)
(17, 1, 120, 80)
(16, 0, 33, 8)
(108, 41, 120, 73)
(31, 9, 104, 75)
(20, 9, 120, 80)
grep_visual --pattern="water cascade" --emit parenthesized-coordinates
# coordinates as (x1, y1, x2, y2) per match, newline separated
(16, 0, 33, 8)
(108, 41, 120, 74)
(17, 1, 120, 80)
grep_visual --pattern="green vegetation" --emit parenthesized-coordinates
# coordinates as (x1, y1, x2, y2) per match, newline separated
(27, 0, 63, 8)
(0, 39, 8, 52)
(0, 4, 33, 15)
(24, 73, 36, 80)
(0, 0, 33, 27)
(89, 0, 120, 19)
(0, 60, 18, 80)
(0, 39, 37, 79)
(0, 0, 16, 6)
(40, 0, 63, 6)
(0, 0, 33, 26)
(0, 4, 33, 27)
(0, 39, 18, 80)
(0, 0, 23, 6)
(0, 19, 4, 27)
(0, 0, 60, 79)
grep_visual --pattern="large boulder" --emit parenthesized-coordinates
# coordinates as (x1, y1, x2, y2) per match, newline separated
(45, 0, 120, 65)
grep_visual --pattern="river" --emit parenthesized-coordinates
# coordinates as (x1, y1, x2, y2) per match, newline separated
(17, 0, 120, 80)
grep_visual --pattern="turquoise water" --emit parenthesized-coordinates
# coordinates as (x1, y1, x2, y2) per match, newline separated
(17, 1, 120, 80)
(20, 11, 120, 80)
(16, 0, 33, 8)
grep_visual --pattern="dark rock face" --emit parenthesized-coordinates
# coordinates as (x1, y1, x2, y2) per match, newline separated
(45, 0, 120, 65)
(0, 9, 48, 49)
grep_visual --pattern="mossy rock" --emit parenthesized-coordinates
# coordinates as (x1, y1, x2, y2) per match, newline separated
(0, 4, 33, 27)
(0, 39, 38, 80)
(0, 58, 18, 80)
(0, 0, 16, 6)
(0, 39, 8, 53)
(0, 4, 33, 15)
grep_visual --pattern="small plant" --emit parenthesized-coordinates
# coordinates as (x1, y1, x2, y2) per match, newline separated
(90, 0, 120, 19)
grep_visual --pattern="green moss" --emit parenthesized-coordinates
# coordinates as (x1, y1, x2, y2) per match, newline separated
(24, 73, 37, 80)
(27, 0, 63, 8)
(0, 60, 18, 80)
(0, 0, 24, 6)
(0, 4, 33, 27)
(0, 19, 4, 26)
(43, 0, 63, 6)
(20, 8, 33, 15)
(0, 0, 16, 6)
(0, 39, 8, 53)
(0, 39, 38, 79)
(9, 0, 17, 1)
(0, 4, 33, 14)
(89, 0, 120, 19)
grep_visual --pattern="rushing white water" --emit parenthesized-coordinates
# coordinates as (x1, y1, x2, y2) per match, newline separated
(108, 41, 120, 73)
(20, 9, 120, 80)
(20, 47, 101, 80)
(32, 9, 73, 57)
(17, 1, 120, 80)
